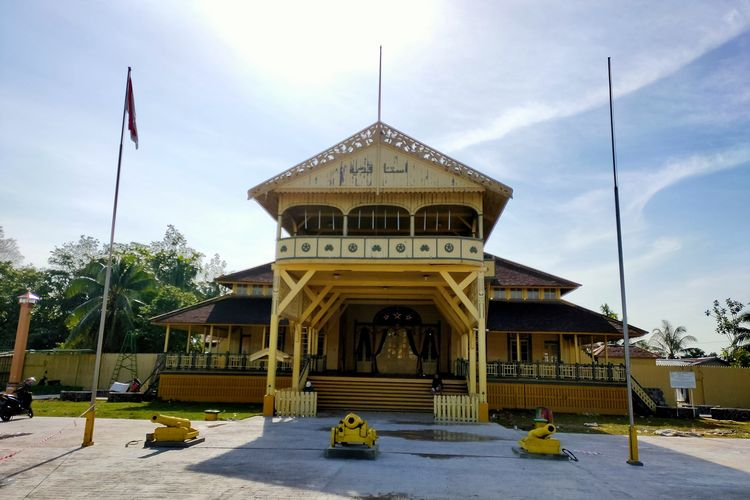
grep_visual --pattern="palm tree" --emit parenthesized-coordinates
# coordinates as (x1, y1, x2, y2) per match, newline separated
(731, 310, 750, 348)
(65, 254, 155, 351)
(649, 320, 697, 359)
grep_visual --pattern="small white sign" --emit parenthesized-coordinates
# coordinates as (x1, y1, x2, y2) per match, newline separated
(670, 371, 696, 389)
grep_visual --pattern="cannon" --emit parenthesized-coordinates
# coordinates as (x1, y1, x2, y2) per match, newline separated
(330, 412, 378, 448)
(518, 423, 561, 455)
(145, 414, 202, 447)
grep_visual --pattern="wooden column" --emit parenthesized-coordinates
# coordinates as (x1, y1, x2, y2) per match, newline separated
(574, 334, 580, 363)
(559, 333, 563, 362)
(227, 325, 233, 352)
(264, 269, 282, 416)
(163, 325, 171, 353)
(292, 323, 302, 390)
(516, 332, 521, 362)
(468, 326, 477, 394)
(410, 214, 415, 236)
(207, 325, 214, 353)
(476, 270, 489, 422)
(604, 335, 609, 364)
(186, 325, 192, 353)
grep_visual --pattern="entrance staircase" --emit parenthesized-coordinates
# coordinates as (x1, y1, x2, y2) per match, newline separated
(309, 375, 467, 412)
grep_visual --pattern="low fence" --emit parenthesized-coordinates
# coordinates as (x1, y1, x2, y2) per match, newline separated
(275, 389, 318, 417)
(434, 394, 481, 423)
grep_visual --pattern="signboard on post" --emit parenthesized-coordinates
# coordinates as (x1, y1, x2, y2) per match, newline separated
(670, 371, 696, 389)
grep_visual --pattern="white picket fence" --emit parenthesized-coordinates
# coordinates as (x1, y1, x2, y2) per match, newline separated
(275, 390, 318, 417)
(434, 394, 481, 423)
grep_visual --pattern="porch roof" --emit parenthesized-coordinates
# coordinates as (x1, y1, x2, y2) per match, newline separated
(486, 300, 647, 337)
(151, 296, 278, 326)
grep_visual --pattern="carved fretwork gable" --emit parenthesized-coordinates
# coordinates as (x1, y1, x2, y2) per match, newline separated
(248, 122, 513, 199)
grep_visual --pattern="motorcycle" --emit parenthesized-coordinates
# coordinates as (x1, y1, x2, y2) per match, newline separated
(0, 377, 35, 422)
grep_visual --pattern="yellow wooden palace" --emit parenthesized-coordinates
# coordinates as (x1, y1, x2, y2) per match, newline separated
(152, 121, 649, 420)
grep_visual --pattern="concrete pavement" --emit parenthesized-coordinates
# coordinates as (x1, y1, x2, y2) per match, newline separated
(0, 412, 748, 499)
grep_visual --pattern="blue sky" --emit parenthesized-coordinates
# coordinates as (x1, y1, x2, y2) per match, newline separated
(1, 1, 748, 353)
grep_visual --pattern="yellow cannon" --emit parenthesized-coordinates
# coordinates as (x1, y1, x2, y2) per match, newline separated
(146, 414, 201, 446)
(518, 423, 561, 455)
(330, 412, 378, 448)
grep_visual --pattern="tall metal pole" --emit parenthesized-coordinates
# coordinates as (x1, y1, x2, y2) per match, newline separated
(608, 57, 642, 466)
(83, 67, 131, 447)
(377, 45, 382, 122)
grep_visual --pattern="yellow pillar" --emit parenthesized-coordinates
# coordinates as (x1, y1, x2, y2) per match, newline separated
(468, 327, 477, 394)
(292, 323, 302, 390)
(207, 325, 214, 353)
(186, 325, 192, 353)
(574, 334, 580, 364)
(162, 325, 171, 353)
(476, 271, 489, 422)
(559, 333, 563, 362)
(516, 332, 521, 362)
(604, 335, 609, 364)
(264, 270, 282, 416)
(227, 325, 233, 351)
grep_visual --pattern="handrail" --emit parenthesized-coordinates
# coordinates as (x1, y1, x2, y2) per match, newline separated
(298, 356, 312, 389)
(630, 375, 658, 412)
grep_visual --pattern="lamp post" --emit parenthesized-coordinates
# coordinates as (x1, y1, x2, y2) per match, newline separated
(6, 291, 40, 393)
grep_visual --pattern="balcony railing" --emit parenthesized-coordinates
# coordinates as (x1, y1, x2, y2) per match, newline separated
(454, 359, 626, 384)
(276, 236, 484, 262)
(161, 353, 292, 373)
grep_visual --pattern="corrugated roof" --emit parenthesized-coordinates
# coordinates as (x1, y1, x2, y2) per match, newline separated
(486, 300, 647, 336)
(592, 344, 657, 358)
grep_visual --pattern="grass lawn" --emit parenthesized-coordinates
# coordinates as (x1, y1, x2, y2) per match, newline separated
(491, 409, 750, 439)
(32, 399, 263, 422)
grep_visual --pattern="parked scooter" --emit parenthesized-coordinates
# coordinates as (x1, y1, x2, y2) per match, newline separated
(0, 377, 36, 422)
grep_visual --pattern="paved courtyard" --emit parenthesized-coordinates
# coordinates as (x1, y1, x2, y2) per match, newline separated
(0, 412, 748, 499)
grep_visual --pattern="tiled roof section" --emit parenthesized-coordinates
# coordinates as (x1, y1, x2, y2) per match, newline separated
(216, 263, 274, 284)
(151, 296, 275, 325)
(486, 300, 647, 337)
(592, 345, 657, 358)
(486, 254, 580, 292)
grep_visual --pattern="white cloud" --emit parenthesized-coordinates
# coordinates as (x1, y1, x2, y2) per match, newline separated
(623, 147, 750, 219)
(440, 5, 750, 152)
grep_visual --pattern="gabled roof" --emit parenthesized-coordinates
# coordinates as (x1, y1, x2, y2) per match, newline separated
(248, 121, 512, 199)
(246, 121, 514, 240)
(151, 296, 279, 326)
(217, 263, 273, 285)
(486, 300, 647, 337)
(592, 344, 657, 358)
(487, 254, 580, 294)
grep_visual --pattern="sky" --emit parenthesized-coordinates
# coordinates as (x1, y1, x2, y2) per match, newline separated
(1, 1, 748, 353)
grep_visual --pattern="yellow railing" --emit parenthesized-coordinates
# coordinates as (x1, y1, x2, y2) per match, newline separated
(275, 389, 318, 417)
(434, 394, 481, 423)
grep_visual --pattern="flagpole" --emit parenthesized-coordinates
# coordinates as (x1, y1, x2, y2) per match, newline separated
(608, 57, 642, 466)
(82, 66, 132, 447)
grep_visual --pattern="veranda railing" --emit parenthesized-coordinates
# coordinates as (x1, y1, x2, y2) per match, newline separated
(161, 353, 292, 373)
(455, 358, 626, 384)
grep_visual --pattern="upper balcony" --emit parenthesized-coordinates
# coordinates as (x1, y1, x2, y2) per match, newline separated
(275, 203, 485, 262)
(276, 235, 483, 262)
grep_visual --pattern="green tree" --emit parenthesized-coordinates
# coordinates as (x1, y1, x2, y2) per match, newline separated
(648, 320, 697, 359)
(0, 226, 24, 265)
(135, 285, 201, 352)
(705, 298, 750, 367)
(600, 303, 618, 320)
(64, 254, 156, 351)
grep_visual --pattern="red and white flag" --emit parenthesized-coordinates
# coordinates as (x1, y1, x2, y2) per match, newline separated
(125, 73, 138, 149)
